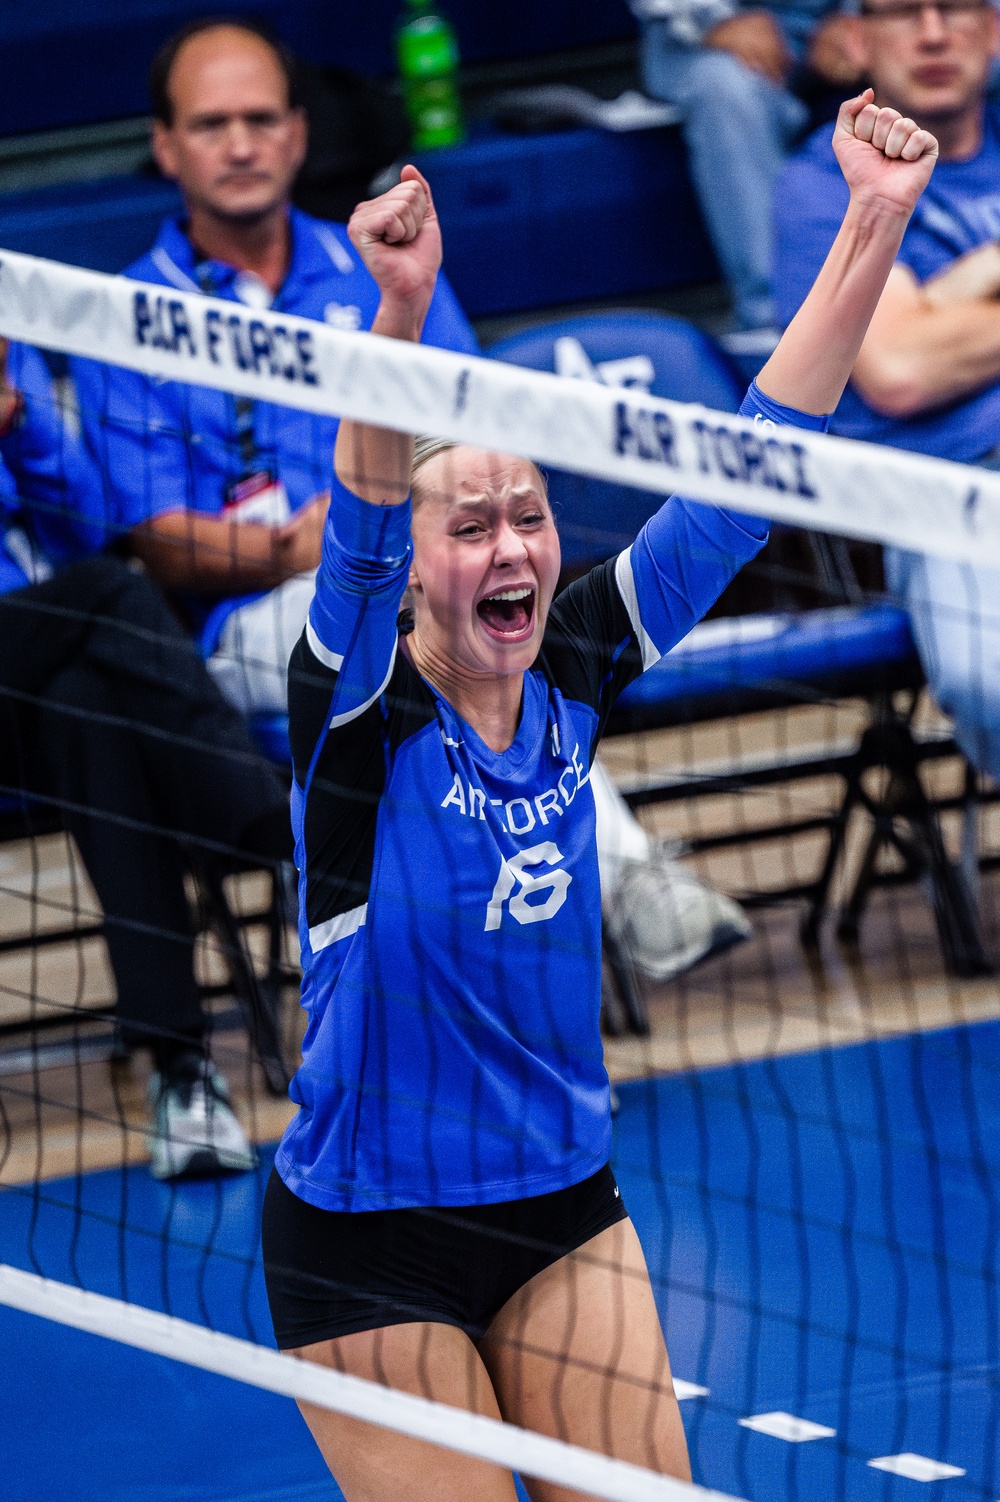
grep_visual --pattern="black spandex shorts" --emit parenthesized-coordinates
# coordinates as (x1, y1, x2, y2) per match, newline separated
(262, 1164, 628, 1349)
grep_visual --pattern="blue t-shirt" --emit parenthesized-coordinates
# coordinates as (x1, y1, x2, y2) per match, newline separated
(72, 207, 480, 641)
(775, 106, 1000, 462)
(276, 383, 826, 1212)
(0, 343, 106, 595)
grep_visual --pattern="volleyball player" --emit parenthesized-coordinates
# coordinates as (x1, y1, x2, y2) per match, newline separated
(262, 93, 938, 1501)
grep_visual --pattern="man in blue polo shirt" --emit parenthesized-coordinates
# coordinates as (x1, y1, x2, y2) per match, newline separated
(774, 0, 1000, 782)
(74, 16, 477, 718)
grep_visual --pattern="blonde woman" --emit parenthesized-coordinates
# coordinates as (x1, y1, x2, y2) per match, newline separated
(263, 93, 937, 1502)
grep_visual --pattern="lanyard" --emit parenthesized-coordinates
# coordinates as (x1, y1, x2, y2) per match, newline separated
(194, 262, 259, 477)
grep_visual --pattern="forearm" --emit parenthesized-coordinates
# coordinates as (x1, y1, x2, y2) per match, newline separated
(924, 242, 1000, 306)
(333, 299, 425, 508)
(130, 511, 295, 593)
(306, 474, 412, 716)
(854, 298, 1000, 416)
(758, 194, 911, 415)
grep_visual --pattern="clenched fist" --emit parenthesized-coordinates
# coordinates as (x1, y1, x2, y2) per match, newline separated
(834, 89, 938, 216)
(347, 165, 442, 336)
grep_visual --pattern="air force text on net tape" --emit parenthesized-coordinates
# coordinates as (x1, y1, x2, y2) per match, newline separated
(1, 246, 997, 566)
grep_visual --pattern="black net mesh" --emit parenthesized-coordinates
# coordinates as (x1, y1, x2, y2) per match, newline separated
(0, 322, 998, 1502)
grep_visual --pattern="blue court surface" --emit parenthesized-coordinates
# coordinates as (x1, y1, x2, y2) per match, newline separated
(2, 1018, 998, 1502)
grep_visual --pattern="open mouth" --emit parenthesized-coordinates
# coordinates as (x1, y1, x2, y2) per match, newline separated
(476, 586, 536, 639)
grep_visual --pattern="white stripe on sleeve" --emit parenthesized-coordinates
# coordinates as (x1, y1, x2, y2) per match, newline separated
(614, 548, 661, 670)
(328, 641, 398, 730)
(306, 617, 345, 672)
(308, 903, 367, 954)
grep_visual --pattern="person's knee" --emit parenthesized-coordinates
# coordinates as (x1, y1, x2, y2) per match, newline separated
(60, 552, 134, 596)
(43, 659, 110, 719)
(683, 48, 772, 114)
(106, 562, 190, 643)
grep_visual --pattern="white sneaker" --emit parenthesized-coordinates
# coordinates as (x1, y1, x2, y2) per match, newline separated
(606, 846, 752, 982)
(148, 1056, 257, 1180)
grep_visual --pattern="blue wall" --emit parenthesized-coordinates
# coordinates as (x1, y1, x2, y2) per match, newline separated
(0, 0, 638, 136)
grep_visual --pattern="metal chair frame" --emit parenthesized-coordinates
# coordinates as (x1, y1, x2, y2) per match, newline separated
(0, 794, 295, 1089)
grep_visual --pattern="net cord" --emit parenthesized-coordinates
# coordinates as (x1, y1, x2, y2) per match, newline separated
(0, 247, 998, 566)
(0, 1262, 744, 1502)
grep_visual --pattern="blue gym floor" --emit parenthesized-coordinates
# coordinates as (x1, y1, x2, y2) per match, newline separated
(2, 1019, 999, 1502)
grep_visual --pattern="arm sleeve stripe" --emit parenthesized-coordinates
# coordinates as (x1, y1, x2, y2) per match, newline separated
(308, 902, 367, 954)
(328, 639, 398, 731)
(305, 617, 345, 672)
(614, 547, 661, 671)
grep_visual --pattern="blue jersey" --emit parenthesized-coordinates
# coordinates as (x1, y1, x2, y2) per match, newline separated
(276, 384, 826, 1213)
(72, 207, 480, 639)
(0, 343, 106, 595)
(775, 109, 1000, 462)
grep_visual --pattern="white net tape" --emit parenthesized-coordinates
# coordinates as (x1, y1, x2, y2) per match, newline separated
(0, 246, 998, 565)
(0, 1263, 743, 1502)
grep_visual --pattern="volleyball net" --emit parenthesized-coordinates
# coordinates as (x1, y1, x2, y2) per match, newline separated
(0, 248, 999, 1502)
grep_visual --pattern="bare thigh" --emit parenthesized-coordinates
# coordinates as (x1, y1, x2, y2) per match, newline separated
(290, 1321, 520, 1502)
(479, 1217, 691, 1502)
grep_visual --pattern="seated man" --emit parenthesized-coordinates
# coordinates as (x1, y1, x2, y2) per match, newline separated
(76, 16, 477, 720)
(774, 0, 1000, 784)
(630, 0, 860, 336)
(0, 338, 293, 1179)
(77, 15, 750, 985)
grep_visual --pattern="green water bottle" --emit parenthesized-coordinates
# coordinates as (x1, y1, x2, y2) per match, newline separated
(397, 0, 464, 150)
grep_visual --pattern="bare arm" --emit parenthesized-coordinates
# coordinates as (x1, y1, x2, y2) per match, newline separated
(850, 261, 1000, 416)
(923, 240, 1000, 305)
(758, 92, 938, 416)
(334, 165, 442, 508)
(131, 491, 328, 592)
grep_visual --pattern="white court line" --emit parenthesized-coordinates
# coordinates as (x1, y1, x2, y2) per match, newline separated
(739, 1412, 836, 1443)
(0, 1263, 745, 1502)
(868, 1454, 966, 1482)
(673, 1380, 710, 1400)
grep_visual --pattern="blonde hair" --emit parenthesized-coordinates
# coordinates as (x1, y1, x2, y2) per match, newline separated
(412, 435, 458, 476)
(410, 436, 548, 504)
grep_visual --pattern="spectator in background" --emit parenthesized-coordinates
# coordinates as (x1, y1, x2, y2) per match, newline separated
(630, 0, 861, 339)
(77, 15, 752, 987)
(75, 16, 477, 720)
(773, 0, 1000, 785)
(0, 339, 294, 1180)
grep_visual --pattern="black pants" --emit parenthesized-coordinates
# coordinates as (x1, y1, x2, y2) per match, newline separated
(0, 555, 292, 1060)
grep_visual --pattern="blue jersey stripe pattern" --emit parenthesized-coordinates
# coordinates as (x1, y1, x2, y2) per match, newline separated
(277, 384, 826, 1212)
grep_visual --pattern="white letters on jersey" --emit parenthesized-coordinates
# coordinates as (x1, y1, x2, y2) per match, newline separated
(485, 842, 572, 931)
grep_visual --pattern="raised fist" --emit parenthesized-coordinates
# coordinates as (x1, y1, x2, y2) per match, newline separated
(347, 165, 442, 322)
(833, 89, 938, 217)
